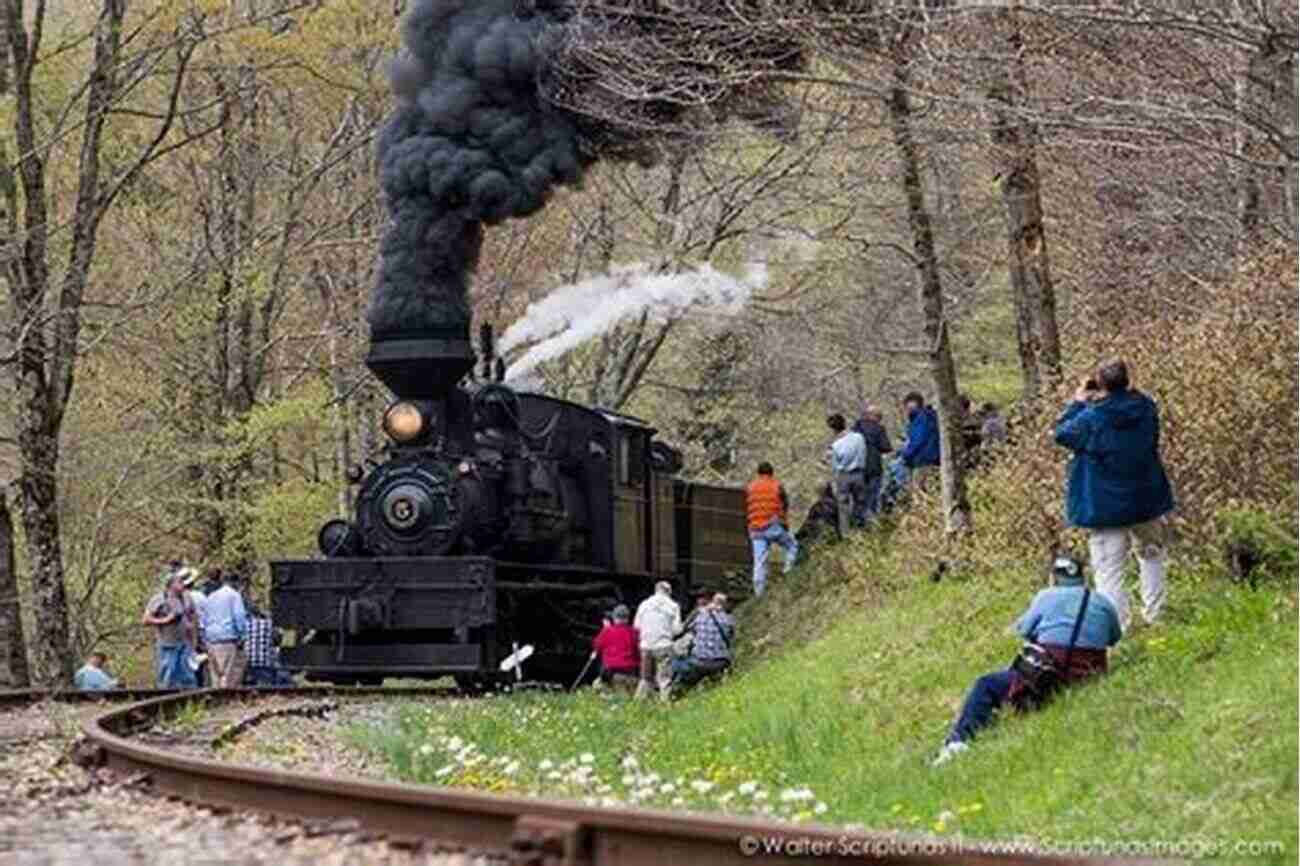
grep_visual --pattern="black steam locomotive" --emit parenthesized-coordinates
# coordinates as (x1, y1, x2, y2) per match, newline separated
(269, 325, 751, 686)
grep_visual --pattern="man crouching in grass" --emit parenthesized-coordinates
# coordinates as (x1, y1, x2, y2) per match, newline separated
(932, 555, 1121, 766)
(674, 593, 735, 697)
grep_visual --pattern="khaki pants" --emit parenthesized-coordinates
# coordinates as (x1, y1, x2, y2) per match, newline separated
(832, 470, 865, 535)
(635, 648, 673, 702)
(1088, 518, 1169, 632)
(208, 642, 247, 688)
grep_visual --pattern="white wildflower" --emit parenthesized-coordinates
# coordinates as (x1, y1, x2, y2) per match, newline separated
(690, 780, 714, 794)
(754, 790, 769, 801)
(600, 796, 620, 808)
(718, 792, 735, 805)
(779, 788, 815, 803)
(671, 797, 685, 806)
(620, 774, 637, 786)
(539, 759, 554, 771)
(579, 752, 595, 764)
(659, 783, 676, 794)
(814, 802, 828, 815)
(503, 761, 520, 776)
(644, 772, 661, 785)
(418, 744, 435, 757)
(621, 755, 639, 770)
(446, 736, 463, 752)
(435, 765, 454, 778)
(546, 770, 563, 780)
(737, 782, 758, 795)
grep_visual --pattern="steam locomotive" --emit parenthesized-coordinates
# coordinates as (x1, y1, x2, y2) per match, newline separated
(269, 325, 751, 686)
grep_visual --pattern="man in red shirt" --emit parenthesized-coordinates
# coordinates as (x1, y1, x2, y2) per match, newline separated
(593, 604, 640, 691)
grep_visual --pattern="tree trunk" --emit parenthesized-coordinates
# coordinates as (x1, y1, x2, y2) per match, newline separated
(988, 5, 1061, 397)
(887, 34, 971, 534)
(1005, 222, 1040, 402)
(2, 0, 187, 682)
(14, 430, 73, 683)
(1245, 34, 1299, 243)
(0, 486, 30, 688)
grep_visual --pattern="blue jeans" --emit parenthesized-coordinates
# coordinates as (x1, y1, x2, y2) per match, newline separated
(247, 666, 295, 687)
(880, 459, 913, 511)
(750, 520, 798, 596)
(948, 668, 1015, 744)
(156, 643, 198, 689)
(860, 473, 883, 525)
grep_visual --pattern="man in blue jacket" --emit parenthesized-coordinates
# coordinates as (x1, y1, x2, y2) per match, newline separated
(881, 392, 940, 510)
(1054, 359, 1175, 633)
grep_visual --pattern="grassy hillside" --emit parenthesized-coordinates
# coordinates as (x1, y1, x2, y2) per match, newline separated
(352, 248, 1298, 862)
(354, 542, 1296, 862)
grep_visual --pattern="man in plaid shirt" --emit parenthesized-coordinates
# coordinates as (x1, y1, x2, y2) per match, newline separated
(243, 604, 294, 687)
(675, 593, 734, 695)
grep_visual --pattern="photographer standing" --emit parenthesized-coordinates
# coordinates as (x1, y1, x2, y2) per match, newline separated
(1054, 359, 1175, 633)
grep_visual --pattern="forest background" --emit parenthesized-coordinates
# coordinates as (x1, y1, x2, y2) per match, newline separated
(0, 0, 1295, 684)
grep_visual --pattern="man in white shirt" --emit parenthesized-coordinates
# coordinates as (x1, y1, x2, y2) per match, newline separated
(633, 581, 681, 702)
(826, 413, 867, 536)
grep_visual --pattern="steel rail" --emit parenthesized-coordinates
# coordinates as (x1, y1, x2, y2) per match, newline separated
(0, 684, 471, 712)
(79, 690, 1179, 866)
(0, 687, 184, 709)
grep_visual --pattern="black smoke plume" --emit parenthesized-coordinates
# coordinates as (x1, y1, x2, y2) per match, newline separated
(370, 0, 804, 342)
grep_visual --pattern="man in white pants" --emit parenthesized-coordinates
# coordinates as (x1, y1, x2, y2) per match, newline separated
(633, 582, 681, 701)
(1054, 359, 1175, 632)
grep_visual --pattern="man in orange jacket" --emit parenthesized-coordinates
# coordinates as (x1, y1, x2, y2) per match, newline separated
(745, 462, 798, 597)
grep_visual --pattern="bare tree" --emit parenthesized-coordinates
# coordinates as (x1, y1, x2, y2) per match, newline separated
(0, 484, 29, 687)
(0, 1, 288, 680)
(986, 2, 1061, 400)
(885, 25, 970, 534)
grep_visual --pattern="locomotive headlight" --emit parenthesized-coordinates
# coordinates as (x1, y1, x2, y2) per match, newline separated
(383, 401, 424, 443)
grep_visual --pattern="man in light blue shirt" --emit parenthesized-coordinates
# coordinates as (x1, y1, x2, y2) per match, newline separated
(74, 652, 119, 691)
(825, 413, 867, 536)
(203, 571, 249, 688)
(933, 554, 1120, 765)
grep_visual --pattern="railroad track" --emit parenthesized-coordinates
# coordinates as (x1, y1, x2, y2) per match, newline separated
(0, 686, 185, 709)
(59, 688, 1179, 866)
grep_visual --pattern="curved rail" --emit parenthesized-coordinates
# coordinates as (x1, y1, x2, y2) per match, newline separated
(81, 690, 1177, 866)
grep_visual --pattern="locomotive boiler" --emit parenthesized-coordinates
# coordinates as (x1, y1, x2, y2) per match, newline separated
(269, 324, 752, 686)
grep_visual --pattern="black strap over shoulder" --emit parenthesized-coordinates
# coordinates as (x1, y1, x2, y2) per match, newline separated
(707, 610, 733, 650)
(1063, 589, 1091, 675)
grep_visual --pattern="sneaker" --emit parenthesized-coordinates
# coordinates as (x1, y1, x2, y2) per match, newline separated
(931, 740, 969, 767)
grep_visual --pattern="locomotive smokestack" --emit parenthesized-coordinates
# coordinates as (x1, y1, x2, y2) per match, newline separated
(367, 0, 590, 399)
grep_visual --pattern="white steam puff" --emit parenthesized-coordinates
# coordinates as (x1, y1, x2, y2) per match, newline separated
(500, 262, 766, 385)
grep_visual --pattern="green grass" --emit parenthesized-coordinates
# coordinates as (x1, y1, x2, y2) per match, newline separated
(348, 545, 1297, 863)
(162, 697, 210, 733)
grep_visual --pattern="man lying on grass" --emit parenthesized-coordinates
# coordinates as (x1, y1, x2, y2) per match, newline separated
(933, 554, 1121, 766)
